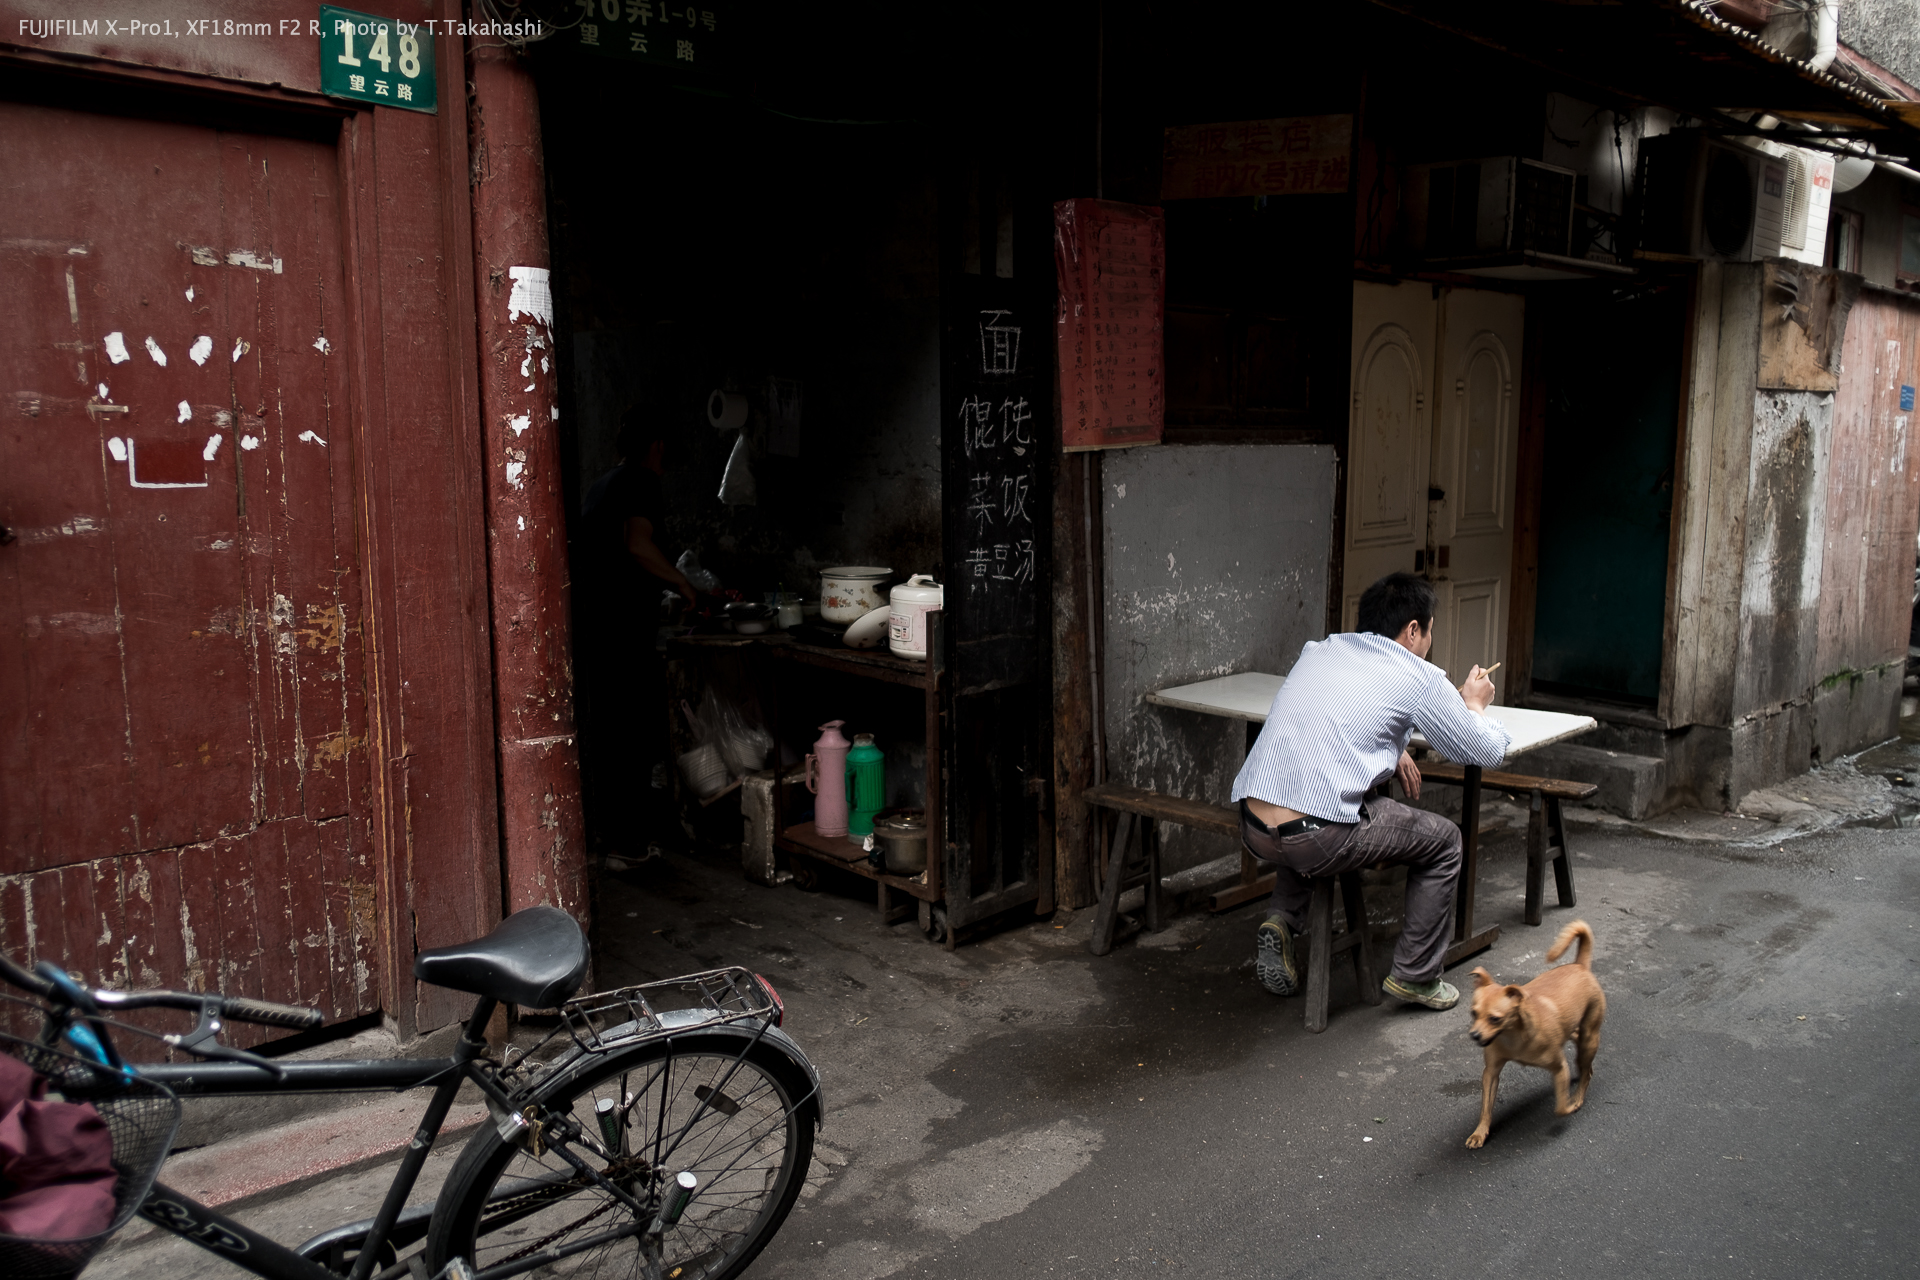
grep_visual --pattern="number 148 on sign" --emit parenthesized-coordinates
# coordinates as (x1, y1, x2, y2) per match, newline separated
(319, 6, 437, 114)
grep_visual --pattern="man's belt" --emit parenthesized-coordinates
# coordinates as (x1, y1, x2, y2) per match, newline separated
(1241, 799, 1337, 838)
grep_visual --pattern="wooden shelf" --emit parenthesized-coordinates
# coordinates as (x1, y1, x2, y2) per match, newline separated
(668, 632, 939, 689)
(780, 821, 868, 864)
(771, 638, 938, 689)
(778, 822, 938, 902)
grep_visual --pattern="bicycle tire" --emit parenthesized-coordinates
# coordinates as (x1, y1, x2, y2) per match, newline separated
(426, 1030, 816, 1280)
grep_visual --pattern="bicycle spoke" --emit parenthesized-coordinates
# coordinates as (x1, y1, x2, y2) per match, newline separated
(442, 1045, 806, 1280)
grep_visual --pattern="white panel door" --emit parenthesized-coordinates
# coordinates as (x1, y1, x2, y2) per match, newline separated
(1343, 281, 1436, 629)
(1426, 288, 1525, 685)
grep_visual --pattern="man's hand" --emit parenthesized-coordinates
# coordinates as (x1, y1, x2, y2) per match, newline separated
(1460, 665, 1495, 713)
(1396, 750, 1421, 801)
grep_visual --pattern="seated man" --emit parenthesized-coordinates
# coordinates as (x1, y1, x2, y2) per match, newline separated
(1232, 572, 1508, 1011)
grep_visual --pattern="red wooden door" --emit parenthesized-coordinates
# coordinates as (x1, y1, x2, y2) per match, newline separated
(0, 101, 378, 1032)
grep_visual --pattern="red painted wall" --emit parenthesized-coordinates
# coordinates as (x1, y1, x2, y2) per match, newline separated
(1, 2, 505, 1039)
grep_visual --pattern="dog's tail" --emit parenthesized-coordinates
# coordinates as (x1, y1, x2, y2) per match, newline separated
(1547, 920, 1594, 968)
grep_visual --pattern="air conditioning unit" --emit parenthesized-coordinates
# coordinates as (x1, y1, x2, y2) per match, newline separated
(1761, 142, 1834, 266)
(1638, 131, 1787, 262)
(1401, 157, 1576, 260)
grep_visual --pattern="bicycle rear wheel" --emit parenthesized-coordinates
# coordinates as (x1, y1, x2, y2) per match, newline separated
(426, 1031, 815, 1280)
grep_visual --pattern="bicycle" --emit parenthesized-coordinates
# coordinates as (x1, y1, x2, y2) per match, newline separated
(0, 905, 822, 1280)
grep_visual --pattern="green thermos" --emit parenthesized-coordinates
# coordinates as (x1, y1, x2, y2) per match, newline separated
(845, 734, 886, 838)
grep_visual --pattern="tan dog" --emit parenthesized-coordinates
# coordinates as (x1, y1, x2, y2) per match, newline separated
(1463, 920, 1606, 1148)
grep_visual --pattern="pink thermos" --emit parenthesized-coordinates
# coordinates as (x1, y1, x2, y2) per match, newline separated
(806, 720, 851, 837)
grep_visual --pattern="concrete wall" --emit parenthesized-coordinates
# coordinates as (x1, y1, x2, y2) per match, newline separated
(1841, 0, 1920, 91)
(1101, 444, 1337, 873)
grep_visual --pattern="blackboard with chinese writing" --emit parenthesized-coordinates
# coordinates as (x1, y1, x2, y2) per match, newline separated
(942, 284, 1048, 694)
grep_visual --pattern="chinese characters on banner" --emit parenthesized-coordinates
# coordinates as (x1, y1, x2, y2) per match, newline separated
(569, 0, 723, 69)
(1160, 115, 1353, 200)
(1054, 199, 1165, 452)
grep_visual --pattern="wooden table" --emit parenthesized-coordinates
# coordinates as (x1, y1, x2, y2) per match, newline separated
(1146, 672, 1596, 967)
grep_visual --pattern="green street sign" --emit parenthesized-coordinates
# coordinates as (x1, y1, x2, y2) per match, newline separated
(318, 6, 437, 113)
(565, 0, 728, 72)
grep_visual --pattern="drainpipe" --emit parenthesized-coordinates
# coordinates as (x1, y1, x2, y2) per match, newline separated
(466, 37, 589, 926)
(1807, 0, 1839, 73)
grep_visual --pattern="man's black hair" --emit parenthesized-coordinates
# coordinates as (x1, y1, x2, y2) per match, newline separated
(615, 403, 671, 463)
(1356, 571, 1436, 640)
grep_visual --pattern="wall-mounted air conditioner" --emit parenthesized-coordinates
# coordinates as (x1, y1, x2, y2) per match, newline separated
(1638, 131, 1788, 262)
(1760, 141, 1834, 267)
(1401, 157, 1576, 260)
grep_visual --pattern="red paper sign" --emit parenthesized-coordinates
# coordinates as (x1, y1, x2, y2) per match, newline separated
(1160, 115, 1352, 200)
(1054, 199, 1166, 452)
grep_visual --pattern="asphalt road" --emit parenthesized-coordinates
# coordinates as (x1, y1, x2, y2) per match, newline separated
(721, 821, 1918, 1280)
(86, 811, 1917, 1280)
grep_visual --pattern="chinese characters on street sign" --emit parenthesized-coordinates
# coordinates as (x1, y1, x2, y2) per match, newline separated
(318, 6, 437, 113)
(567, 0, 726, 70)
(1055, 199, 1165, 452)
(1160, 115, 1352, 200)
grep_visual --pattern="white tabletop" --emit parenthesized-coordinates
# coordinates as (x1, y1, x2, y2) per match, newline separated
(1146, 671, 1596, 764)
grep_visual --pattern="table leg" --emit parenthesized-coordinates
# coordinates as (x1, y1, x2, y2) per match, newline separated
(1444, 762, 1500, 968)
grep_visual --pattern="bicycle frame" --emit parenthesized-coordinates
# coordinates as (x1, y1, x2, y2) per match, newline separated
(4, 954, 818, 1280)
(128, 994, 504, 1280)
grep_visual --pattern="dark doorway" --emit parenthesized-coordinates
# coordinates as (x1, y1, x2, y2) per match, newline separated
(1530, 278, 1688, 703)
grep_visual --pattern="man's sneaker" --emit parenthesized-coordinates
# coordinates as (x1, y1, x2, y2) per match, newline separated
(1382, 974, 1459, 1010)
(1255, 917, 1300, 997)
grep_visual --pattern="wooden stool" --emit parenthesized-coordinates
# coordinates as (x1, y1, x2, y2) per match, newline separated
(1298, 867, 1381, 1033)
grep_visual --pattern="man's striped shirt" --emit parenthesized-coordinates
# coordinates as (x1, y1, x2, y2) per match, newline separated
(1230, 632, 1512, 823)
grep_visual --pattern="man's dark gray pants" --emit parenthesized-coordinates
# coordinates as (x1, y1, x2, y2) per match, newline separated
(1240, 797, 1462, 985)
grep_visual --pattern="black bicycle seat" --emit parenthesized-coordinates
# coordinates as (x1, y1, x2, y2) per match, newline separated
(413, 905, 588, 1009)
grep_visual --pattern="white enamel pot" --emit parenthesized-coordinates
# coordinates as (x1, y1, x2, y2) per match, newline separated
(819, 566, 892, 625)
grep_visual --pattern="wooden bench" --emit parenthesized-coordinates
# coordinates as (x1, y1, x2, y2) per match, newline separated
(1080, 784, 1377, 1033)
(1416, 762, 1596, 926)
(1080, 784, 1235, 955)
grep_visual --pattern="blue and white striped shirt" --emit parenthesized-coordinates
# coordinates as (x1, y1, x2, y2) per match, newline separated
(1230, 632, 1512, 822)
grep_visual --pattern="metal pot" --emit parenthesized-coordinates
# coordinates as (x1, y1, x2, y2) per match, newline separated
(725, 601, 776, 635)
(872, 809, 927, 875)
(819, 566, 892, 625)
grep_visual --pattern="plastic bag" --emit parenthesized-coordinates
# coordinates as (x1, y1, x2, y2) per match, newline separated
(699, 686, 772, 778)
(675, 549, 721, 594)
(717, 432, 757, 506)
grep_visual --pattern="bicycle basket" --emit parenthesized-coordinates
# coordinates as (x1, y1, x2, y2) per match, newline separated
(0, 1032, 181, 1280)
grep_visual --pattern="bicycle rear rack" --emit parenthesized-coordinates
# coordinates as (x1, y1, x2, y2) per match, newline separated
(499, 967, 778, 1086)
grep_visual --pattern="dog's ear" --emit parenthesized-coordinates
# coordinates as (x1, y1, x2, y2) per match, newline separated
(1470, 967, 1495, 989)
(1505, 985, 1526, 1003)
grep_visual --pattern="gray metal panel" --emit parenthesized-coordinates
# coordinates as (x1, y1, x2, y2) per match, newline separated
(1101, 444, 1337, 873)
